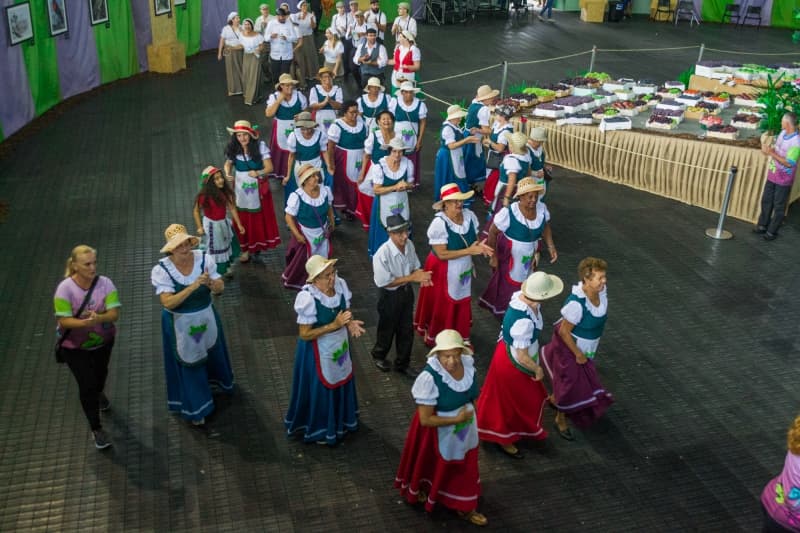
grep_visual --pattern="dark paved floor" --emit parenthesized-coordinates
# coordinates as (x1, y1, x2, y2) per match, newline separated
(1, 12, 799, 532)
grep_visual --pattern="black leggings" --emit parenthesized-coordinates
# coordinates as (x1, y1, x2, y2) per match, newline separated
(62, 342, 113, 431)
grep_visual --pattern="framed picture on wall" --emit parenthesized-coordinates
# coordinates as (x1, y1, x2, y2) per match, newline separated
(154, 0, 172, 16)
(5, 3, 34, 46)
(174, 0, 186, 6)
(89, 0, 109, 25)
(47, 0, 69, 37)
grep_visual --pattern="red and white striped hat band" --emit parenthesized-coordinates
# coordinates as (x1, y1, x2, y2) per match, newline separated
(440, 184, 471, 201)
(226, 120, 259, 139)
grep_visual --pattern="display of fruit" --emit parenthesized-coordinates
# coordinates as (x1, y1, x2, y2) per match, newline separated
(695, 101, 720, 113)
(553, 96, 595, 107)
(594, 89, 614, 97)
(699, 115, 723, 127)
(706, 124, 739, 133)
(538, 83, 571, 92)
(584, 72, 612, 81)
(522, 87, 556, 98)
(535, 102, 563, 110)
(696, 60, 742, 68)
(731, 113, 761, 124)
(601, 116, 630, 123)
(560, 76, 601, 87)
(651, 108, 683, 118)
(611, 101, 635, 110)
(647, 115, 676, 125)
(592, 106, 619, 117)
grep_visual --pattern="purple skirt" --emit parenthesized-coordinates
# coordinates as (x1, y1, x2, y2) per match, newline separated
(478, 234, 521, 318)
(282, 236, 314, 290)
(541, 323, 614, 429)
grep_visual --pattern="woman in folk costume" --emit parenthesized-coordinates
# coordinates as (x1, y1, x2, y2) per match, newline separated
(433, 105, 480, 203)
(291, 1, 319, 87)
(357, 109, 396, 230)
(326, 99, 368, 220)
(240, 18, 266, 106)
(319, 28, 345, 79)
(387, 31, 420, 96)
(283, 111, 333, 206)
(265, 73, 309, 182)
(463, 85, 499, 189)
(357, 76, 390, 133)
(284, 255, 365, 445)
(217, 12, 244, 97)
(414, 184, 494, 347)
(395, 329, 488, 527)
(488, 131, 531, 217)
(528, 127, 552, 201)
(541, 257, 614, 441)
(479, 178, 557, 317)
(388, 81, 427, 184)
(308, 67, 343, 132)
(481, 104, 514, 207)
(476, 271, 563, 459)
(367, 137, 414, 257)
(282, 165, 336, 290)
(192, 166, 244, 277)
(223, 120, 280, 263)
(150, 224, 235, 427)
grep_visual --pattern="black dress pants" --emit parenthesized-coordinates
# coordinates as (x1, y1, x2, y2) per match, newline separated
(63, 341, 113, 431)
(757, 180, 791, 235)
(371, 285, 414, 369)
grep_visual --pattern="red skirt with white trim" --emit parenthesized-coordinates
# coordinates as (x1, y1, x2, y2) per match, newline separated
(354, 159, 373, 231)
(413, 253, 472, 347)
(476, 340, 548, 445)
(394, 411, 481, 514)
(235, 204, 281, 253)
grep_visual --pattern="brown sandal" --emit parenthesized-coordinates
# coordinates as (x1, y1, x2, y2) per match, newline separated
(458, 510, 488, 526)
(417, 490, 427, 504)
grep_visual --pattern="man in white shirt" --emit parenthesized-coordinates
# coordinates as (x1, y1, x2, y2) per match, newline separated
(354, 28, 387, 89)
(254, 4, 274, 80)
(371, 214, 431, 377)
(365, 0, 387, 43)
(265, 8, 299, 77)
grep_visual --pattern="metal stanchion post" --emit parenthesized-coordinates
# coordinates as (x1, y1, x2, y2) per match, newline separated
(705, 166, 737, 240)
(588, 45, 597, 73)
(500, 61, 508, 99)
(697, 43, 705, 64)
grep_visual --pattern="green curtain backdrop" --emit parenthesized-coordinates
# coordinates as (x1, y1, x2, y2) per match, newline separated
(19, 0, 61, 117)
(700, 0, 726, 23)
(176, 2, 202, 56)
(238, 0, 263, 20)
(93, 0, 138, 84)
(771, 0, 800, 28)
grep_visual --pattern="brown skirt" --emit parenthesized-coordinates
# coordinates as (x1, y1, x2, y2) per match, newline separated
(242, 52, 262, 105)
(295, 35, 319, 82)
(224, 48, 244, 95)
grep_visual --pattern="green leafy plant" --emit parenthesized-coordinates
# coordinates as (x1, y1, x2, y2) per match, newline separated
(758, 73, 800, 134)
(676, 66, 694, 88)
(508, 81, 528, 95)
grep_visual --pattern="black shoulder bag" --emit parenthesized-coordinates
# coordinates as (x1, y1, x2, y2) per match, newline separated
(54, 276, 99, 363)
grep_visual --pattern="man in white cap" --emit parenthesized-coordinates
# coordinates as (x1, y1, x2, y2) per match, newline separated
(390, 2, 417, 40)
(354, 27, 387, 89)
(265, 7, 299, 77)
(371, 214, 431, 378)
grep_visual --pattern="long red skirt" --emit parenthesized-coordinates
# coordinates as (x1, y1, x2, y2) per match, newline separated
(476, 341, 548, 445)
(235, 183, 281, 253)
(540, 323, 614, 429)
(269, 127, 290, 181)
(395, 411, 481, 513)
(354, 159, 374, 231)
(332, 147, 358, 215)
(414, 253, 472, 347)
(483, 168, 500, 205)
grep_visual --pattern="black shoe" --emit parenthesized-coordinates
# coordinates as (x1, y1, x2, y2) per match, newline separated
(395, 366, 420, 379)
(92, 429, 112, 450)
(752, 226, 767, 234)
(373, 358, 391, 372)
(98, 392, 110, 412)
(554, 423, 575, 441)
(497, 443, 525, 459)
(764, 232, 778, 241)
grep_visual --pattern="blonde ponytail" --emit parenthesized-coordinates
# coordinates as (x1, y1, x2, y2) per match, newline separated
(64, 245, 97, 278)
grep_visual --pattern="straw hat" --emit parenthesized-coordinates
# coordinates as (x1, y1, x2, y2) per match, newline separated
(432, 183, 474, 210)
(445, 104, 467, 122)
(306, 255, 338, 282)
(226, 120, 259, 139)
(400, 30, 415, 43)
(317, 66, 334, 80)
(427, 329, 474, 357)
(398, 1, 410, 10)
(398, 81, 420, 93)
(513, 177, 545, 198)
(296, 163, 322, 187)
(227, 11, 238, 22)
(275, 73, 299, 89)
(200, 165, 222, 185)
(363, 77, 385, 92)
(529, 127, 547, 142)
(294, 111, 317, 129)
(475, 84, 500, 102)
(508, 131, 528, 154)
(385, 136, 407, 152)
(160, 224, 200, 254)
(521, 271, 564, 301)
(386, 214, 410, 233)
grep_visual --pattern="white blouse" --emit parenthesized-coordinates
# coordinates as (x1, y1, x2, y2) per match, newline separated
(427, 210, 479, 246)
(294, 276, 353, 325)
(368, 157, 414, 187)
(411, 355, 476, 405)
(327, 117, 366, 144)
(493, 202, 550, 234)
(286, 186, 334, 216)
(151, 251, 220, 295)
(322, 40, 344, 64)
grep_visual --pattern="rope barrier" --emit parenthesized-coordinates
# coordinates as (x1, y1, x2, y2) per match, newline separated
(419, 90, 455, 107)
(506, 50, 593, 66)
(703, 47, 800, 56)
(421, 63, 503, 86)
(595, 45, 700, 52)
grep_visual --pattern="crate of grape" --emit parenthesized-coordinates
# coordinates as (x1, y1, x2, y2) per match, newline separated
(555, 113, 593, 126)
(532, 103, 564, 119)
(656, 99, 686, 112)
(699, 115, 723, 128)
(651, 108, 685, 124)
(646, 114, 679, 131)
(592, 107, 620, 122)
(611, 100, 639, 117)
(599, 116, 632, 132)
(730, 113, 761, 130)
(733, 94, 765, 109)
(705, 124, 739, 141)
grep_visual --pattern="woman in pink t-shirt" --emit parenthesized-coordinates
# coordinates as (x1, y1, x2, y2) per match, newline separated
(761, 414, 800, 531)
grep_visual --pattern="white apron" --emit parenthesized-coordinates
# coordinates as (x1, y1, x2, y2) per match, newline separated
(436, 402, 479, 461)
(446, 254, 473, 301)
(171, 306, 218, 366)
(315, 325, 353, 387)
(508, 238, 537, 283)
(299, 222, 330, 258)
(274, 118, 295, 151)
(377, 189, 409, 227)
(235, 172, 261, 210)
(341, 147, 365, 184)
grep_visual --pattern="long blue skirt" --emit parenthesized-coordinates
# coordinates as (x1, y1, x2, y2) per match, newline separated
(161, 306, 235, 421)
(463, 142, 486, 186)
(433, 147, 472, 207)
(367, 196, 389, 258)
(284, 339, 359, 445)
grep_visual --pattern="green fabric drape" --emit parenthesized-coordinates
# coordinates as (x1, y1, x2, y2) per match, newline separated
(19, 0, 61, 117)
(238, 0, 263, 20)
(700, 0, 726, 23)
(176, 2, 202, 56)
(92, 0, 138, 84)
(771, 0, 800, 29)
